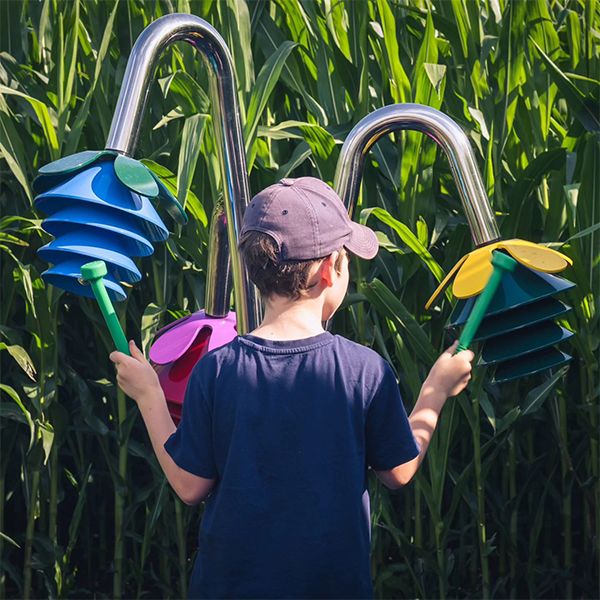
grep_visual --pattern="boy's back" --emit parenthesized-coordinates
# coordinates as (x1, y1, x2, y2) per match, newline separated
(166, 331, 418, 599)
(110, 177, 473, 599)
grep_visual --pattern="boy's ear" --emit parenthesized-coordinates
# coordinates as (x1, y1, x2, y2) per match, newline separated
(320, 252, 338, 287)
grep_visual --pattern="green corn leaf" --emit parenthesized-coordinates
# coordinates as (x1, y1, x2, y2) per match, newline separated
(275, 0, 317, 44)
(323, 0, 351, 61)
(64, 0, 80, 111)
(276, 141, 312, 178)
(360, 278, 437, 364)
(430, 399, 457, 505)
(413, 12, 444, 108)
(561, 221, 600, 244)
(256, 14, 326, 123)
(142, 160, 206, 227)
(244, 41, 298, 157)
(375, 0, 410, 103)
(65, 0, 118, 155)
(257, 121, 304, 141)
(366, 137, 397, 187)
(37, 420, 54, 465)
(141, 302, 165, 356)
(479, 391, 496, 432)
(0, 342, 36, 381)
(0, 531, 20, 549)
(424, 63, 447, 100)
(177, 114, 209, 223)
(163, 71, 210, 117)
(526, 473, 555, 577)
(361, 207, 447, 288)
(384, 316, 422, 400)
(0, 383, 35, 451)
(57, 0, 80, 142)
(527, 0, 561, 58)
(313, 41, 342, 125)
(505, 148, 566, 237)
(495, 406, 521, 435)
(575, 133, 600, 295)
(1, 247, 37, 319)
(347, 0, 369, 113)
(531, 39, 600, 133)
(449, 0, 476, 60)
(0, 85, 59, 159)
(520, 367, 568, 416)
(0, 107, 32, 203)
(65, 463, 93, 558)
(222, 0, 254, 94)
(298, 123, 337, 181)
(566, 10, 582, 70)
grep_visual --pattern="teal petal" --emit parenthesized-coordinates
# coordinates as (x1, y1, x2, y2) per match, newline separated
(38, 150, 113, 175)
(152, 174, 188, 225)
(114, 154, 159, 198)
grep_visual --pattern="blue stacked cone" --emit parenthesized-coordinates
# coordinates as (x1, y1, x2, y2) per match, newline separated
(33, 151, 187, 302)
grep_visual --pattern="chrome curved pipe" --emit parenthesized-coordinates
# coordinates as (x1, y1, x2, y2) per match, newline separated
(205, 200, 232, 315)
(106, 13, 260, 333)
(334, 104, 500, 246)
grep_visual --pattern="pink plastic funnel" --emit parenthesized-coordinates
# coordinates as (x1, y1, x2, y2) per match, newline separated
(149, 311, 237, 423)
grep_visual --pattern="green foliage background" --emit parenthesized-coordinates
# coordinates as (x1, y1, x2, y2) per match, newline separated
(0, 0, 598, 598)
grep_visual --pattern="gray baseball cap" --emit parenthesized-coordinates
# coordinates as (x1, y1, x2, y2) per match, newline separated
(240, 177, 379, 261)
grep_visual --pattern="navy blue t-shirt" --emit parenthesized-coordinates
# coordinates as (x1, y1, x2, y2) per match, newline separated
(164, 332, 419, 599)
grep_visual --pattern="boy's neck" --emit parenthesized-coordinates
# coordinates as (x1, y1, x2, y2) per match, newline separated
(248, 294, 326, 341)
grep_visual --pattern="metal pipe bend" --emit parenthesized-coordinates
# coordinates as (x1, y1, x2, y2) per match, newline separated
(334, 104, 500, 247)
(106, 14, 234, 155)
(105, 13, 260, 332)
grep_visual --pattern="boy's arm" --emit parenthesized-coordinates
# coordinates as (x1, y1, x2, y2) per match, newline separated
(135, 387, 215, 505)
(110, 341, 215, 505)
(376, 341, 473, 489)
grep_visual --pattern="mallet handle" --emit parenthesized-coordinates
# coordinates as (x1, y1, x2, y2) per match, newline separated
(456, 251, 517, 353)
(89, 280, 130, 355)
(80, 261, 130, 356)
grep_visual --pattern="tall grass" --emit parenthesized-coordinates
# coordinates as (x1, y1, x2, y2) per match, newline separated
(0, 0, 598, 597)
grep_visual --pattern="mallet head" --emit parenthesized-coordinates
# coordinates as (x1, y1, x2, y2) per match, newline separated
(80, 260, 108, 283)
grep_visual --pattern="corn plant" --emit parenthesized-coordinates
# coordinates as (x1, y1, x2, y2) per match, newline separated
(1, 0, 598, 598)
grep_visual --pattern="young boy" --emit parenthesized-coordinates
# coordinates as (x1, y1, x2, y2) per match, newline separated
(110, 177, 474, 599)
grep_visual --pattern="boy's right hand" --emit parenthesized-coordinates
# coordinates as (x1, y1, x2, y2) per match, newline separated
(425, 341, 474, 398)
(109, 340, 164, 405)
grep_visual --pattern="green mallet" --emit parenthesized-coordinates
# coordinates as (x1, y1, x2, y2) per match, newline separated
(79, 260, 130, 355)
(456, 251, 517, 353)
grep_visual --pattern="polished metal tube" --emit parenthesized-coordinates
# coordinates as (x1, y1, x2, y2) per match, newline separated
(105, 13, 260, 332)
(334, 104, 500, 246)
(205, 201, 232, 315)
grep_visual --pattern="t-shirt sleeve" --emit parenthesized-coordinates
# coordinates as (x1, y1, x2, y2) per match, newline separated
(365, 361, 420, 471)
(163, 363, 218, 479)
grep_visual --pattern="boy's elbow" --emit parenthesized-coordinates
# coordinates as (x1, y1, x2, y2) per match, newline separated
(386, 481, 404, 490)
(179, 492, 202, 506)
(173, 475, 215, 505)
(378, 471, 413, 490)
(176, 487, 208, 506)
(395, 471, 416, 487)
(376, 456, 420, 489)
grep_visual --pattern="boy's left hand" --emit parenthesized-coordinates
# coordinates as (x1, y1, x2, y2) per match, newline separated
(425, 340, 474, 398)
(109, 340, 163, 404)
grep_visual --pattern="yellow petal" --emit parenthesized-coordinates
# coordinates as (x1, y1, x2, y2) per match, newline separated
(424, 254, 468, 310)
(501, 239, 572, 272)
(453, 246, 495, 298)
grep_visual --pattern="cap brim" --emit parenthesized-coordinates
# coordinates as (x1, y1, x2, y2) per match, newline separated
(345, 222, 379, 259)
